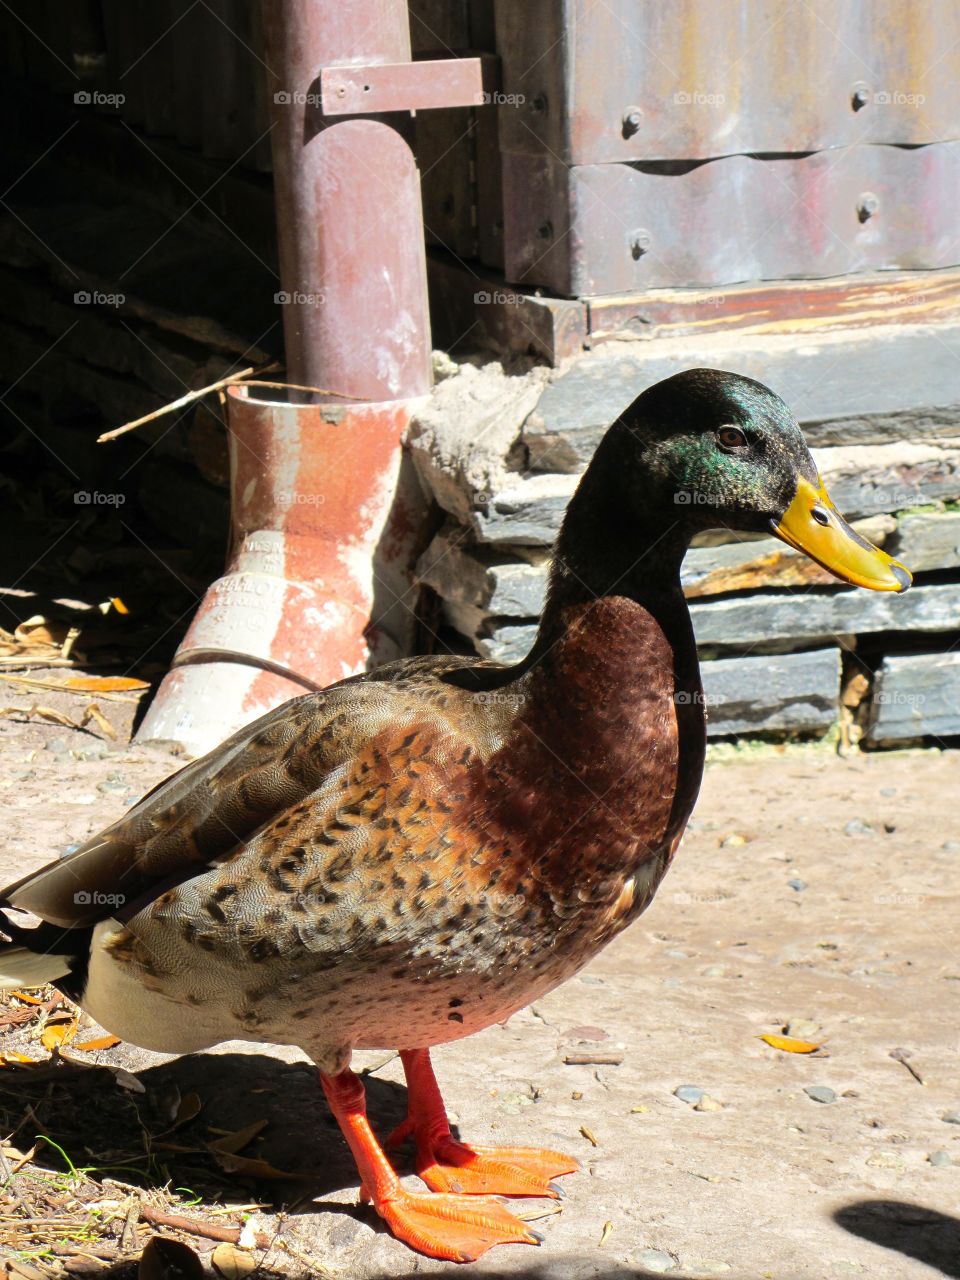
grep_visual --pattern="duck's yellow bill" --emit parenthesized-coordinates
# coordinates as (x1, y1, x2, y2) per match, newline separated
(771, 476, 911, 593)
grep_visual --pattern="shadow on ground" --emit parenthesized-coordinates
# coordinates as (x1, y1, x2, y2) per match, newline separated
(835, 1199, 960, 1278)
(1, 1050, 409, 1204)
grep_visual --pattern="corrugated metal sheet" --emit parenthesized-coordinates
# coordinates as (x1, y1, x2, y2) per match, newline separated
(505, 142, 960, 294)
(496, 0, 960, 163)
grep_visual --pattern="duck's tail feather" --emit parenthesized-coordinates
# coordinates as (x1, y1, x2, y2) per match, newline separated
(0, 912, 84, 993)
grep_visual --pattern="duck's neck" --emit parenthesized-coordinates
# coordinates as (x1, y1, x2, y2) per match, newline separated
(528, 464, 694, 662)
(490, 475, 705, 889)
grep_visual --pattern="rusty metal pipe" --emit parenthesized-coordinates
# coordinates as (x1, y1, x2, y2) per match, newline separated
(136, 0, 432, 754)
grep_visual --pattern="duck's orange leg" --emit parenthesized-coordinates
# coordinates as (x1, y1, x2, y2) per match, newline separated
(320, 1067, 544, 1262)
(387, 1047, 578, 1198)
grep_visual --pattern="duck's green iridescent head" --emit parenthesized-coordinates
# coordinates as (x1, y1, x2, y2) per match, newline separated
(600, 367, 910, 593)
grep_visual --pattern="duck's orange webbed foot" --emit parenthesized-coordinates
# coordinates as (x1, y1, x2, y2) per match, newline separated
(320, 1066, 543, 1262)
(388, 1048, 578, 1198)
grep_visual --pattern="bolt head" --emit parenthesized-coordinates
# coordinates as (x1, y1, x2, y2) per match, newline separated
(622, 106, 643, 137)
(857, 191, 879, 222)
(851, 85, 870, 110)
(629, 229, 652, 258)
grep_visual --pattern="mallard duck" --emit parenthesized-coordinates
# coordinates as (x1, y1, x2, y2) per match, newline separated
(1, 370, 909, 1262)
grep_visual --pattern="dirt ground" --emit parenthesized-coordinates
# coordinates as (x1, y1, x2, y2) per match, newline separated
(0, 685, 958, 1280)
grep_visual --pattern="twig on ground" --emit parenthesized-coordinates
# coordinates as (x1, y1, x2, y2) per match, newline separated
(139, 1203, 273, 1249)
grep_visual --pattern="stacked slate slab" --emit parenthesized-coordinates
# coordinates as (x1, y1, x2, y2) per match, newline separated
(409, 333, 960, 744)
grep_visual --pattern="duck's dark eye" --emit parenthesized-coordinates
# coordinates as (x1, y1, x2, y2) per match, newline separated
(716, 425, 748, 450)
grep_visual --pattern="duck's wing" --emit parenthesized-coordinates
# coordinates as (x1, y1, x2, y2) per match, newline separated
(1, 678, 431, 930)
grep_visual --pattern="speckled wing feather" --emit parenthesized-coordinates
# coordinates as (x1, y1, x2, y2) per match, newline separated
(1, 658, 490, 930)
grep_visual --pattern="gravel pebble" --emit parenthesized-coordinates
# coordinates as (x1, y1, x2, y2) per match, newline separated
(943, 841, 960, 853)
(635, 1248, 676, 1273)
(928, 1150, 953, 1167)
(866, 1152, 904, 1169)
(803, 1085, 836, 1104)
(44, 738, 69, 754)
(74, 741, 110, 761)
(787, 1018, 821, 1039)
(788, 878, 807, 892)
(940, 1110, 960, 1124)
(694, 1094, 724, 1112)
(674, 1085, 705, 1105)
(844, 819, 875, 837)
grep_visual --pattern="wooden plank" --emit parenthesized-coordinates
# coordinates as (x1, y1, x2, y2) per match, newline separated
(586, 269, 960, 346)
(426, 252, 586, 364)
(418, 109, 478, 259)
(867, 652, 960, 743)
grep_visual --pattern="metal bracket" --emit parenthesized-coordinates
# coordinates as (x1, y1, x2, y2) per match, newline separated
(320, 55, 499, 116)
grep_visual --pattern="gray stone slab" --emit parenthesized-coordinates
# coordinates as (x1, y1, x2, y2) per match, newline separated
(476, 583, 960, 662)
(702, 648, 841, 738)
(469, 445, 960, 545)
(866, 652, 960, 743)
(423, 516, 898, 626)
(470, 632, 840, 737)
(891, 510, 960, 573)
(524, 335, 960, 473)
(689, 582, 960, 652)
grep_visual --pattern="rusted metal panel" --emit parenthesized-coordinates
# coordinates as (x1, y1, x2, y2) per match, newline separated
(505, 142, 960, 295)
(496, 0, 960, 164)
(586, 268, 960, 344)
(320, 57, 492, 115)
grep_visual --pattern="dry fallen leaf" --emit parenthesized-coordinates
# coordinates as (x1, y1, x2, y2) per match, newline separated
(73, 1033, 122, 1052)
(208, 1119, 268, 1156)
(64, 675, 148, 692)
(83, 702, 117, 739)
(172, 1091, 202, 1128)
(213, 1151, 301, 1180)
(139, 1236, 204, 1280)
(9, 990, 46, 1004)
(0, 1051, 39, 1066)
(41, 1020, 78, 1052)
(760, 1033, 822, 1054)
(13, 616, 71, 649)
(211, 1243, 257, 1278)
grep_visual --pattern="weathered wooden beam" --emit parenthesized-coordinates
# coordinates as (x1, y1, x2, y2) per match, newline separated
(426, 252, 587, 364)
(586, 269, 960, 346)
(866, 652, 960, 743)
